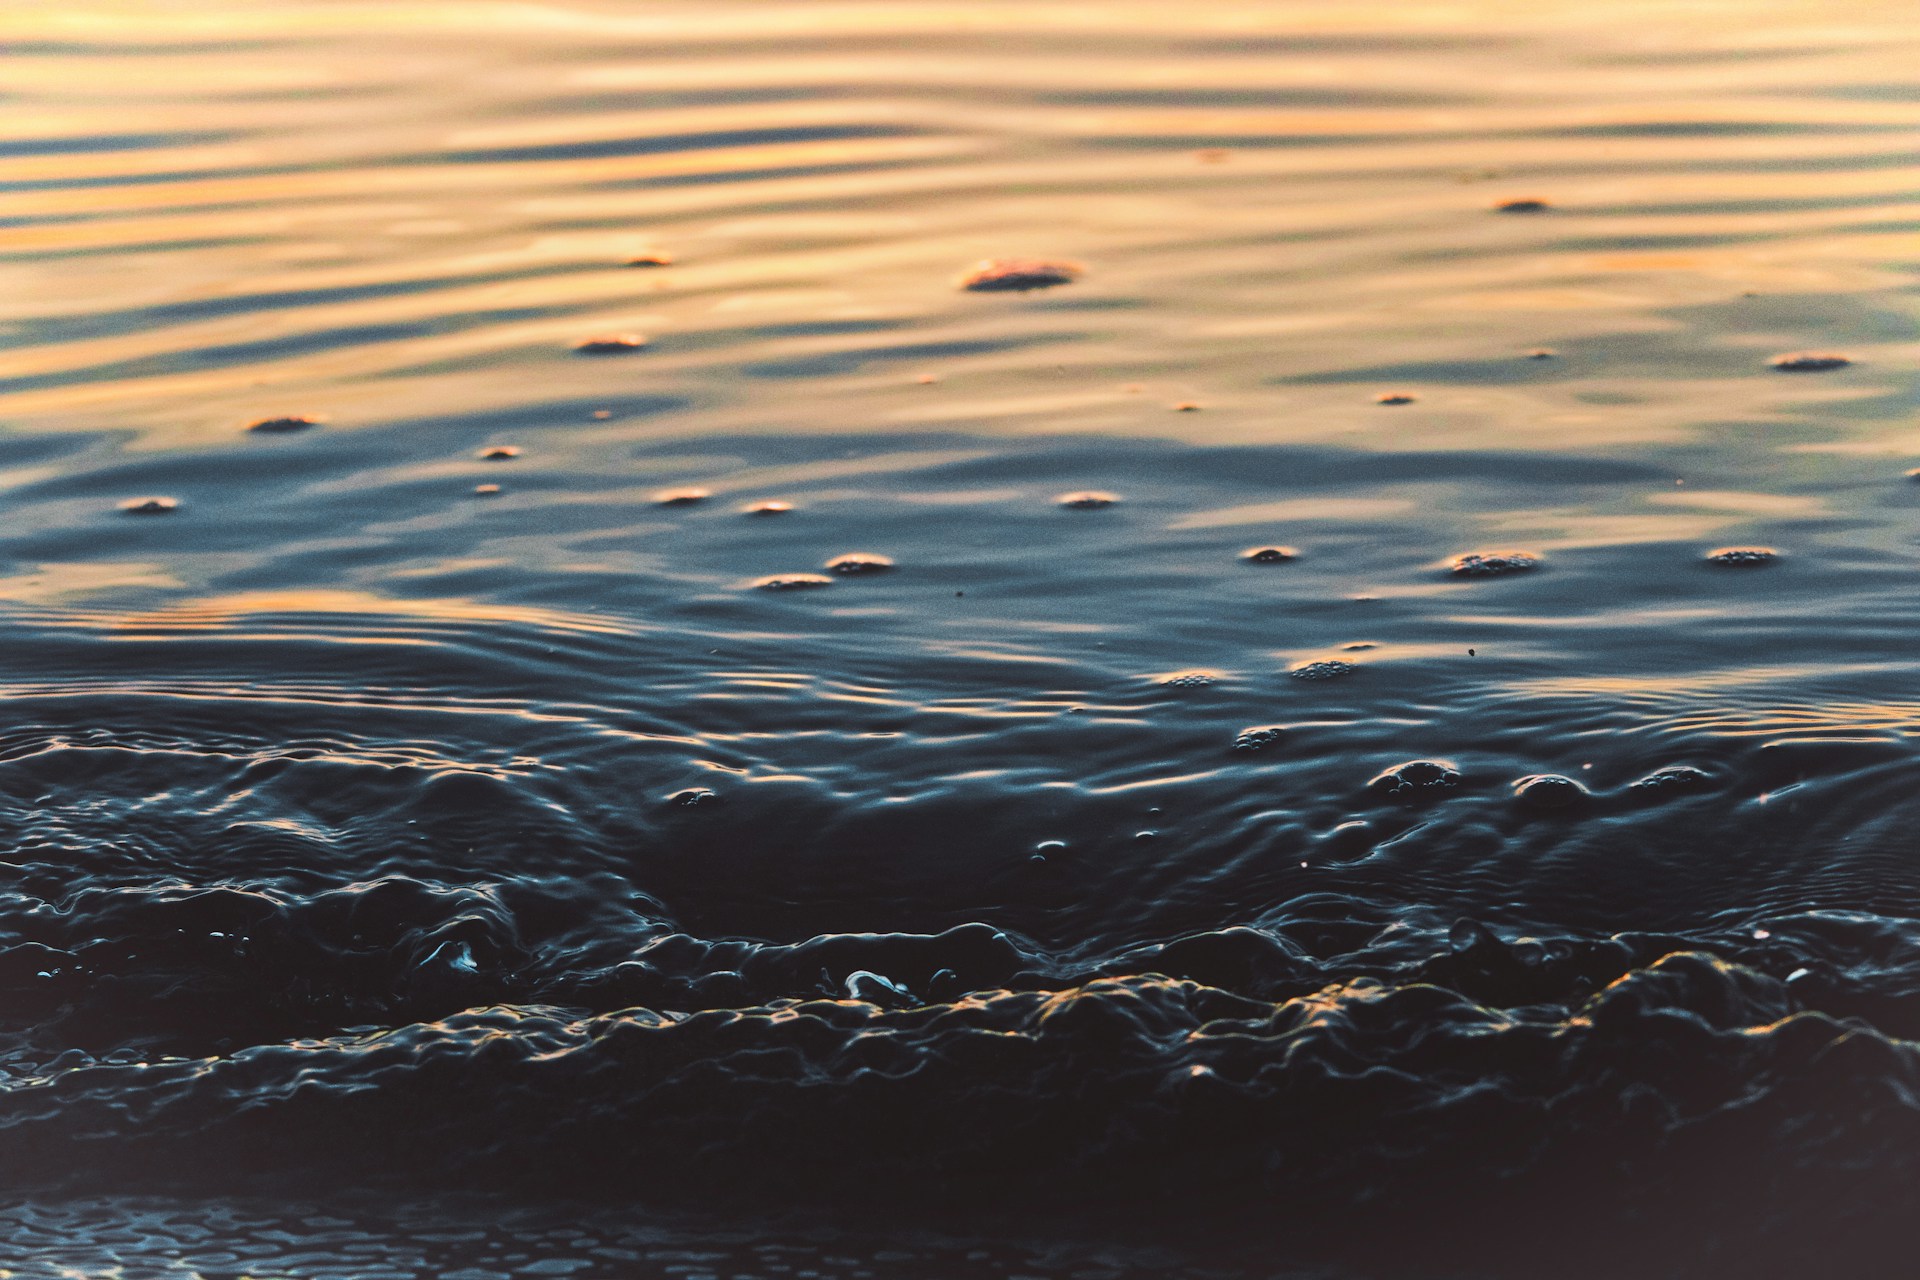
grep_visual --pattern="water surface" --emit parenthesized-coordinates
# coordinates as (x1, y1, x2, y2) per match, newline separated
(3, 2, 1920, 1275)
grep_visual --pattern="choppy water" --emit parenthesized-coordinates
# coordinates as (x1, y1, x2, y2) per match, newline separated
(5, 1, 1920, 1275)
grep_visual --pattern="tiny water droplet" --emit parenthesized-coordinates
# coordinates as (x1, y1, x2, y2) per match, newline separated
(246, 414, 323, 434)
(751, 573, 834, 591)
(654, 487, 711, 506)
(1511, 773, 1591, 810)
(958, 258, 1082, 292)
(1232, 724, 1286, 752)
(1704, 546, 1779, 567)
(119, 497, 178, 515)
(825, 552, 895, 575)
(1769, 351, 1851, 372)
(573, 334, 648, 355)
(1449, 551, 1540, 577)
(1290, 659, 1356, 681)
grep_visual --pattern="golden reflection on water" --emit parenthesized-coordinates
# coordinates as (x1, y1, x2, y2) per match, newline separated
(0, 584, 631, 641)
(3, 0, 1915, 452)
(102, 588, 637, 636)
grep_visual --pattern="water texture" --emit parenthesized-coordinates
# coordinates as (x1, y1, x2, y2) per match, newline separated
(3, 1, 1920, 1274)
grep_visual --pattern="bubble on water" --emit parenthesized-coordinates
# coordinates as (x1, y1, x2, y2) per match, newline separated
(472, 484, 502, 497)
(1056, 491, 1118, 509)
(1495, 197, 1551, 212)
(1290, 659, 1356, 681)
(624, 252, 672, 267)
(1154, 669, 1223, 688)
(479, 446, 521, 460)
(1449, 551, 1541, 577)
(246, 414, 323, 434)
(1704, 546, 1779, 567)
(1512, 773, 1591, 810)
(422, 940, 477, 975)
(1241, 546, 1298, 563)
(119, 496, 178, 515)
(654, 487, 711, 506)
(1232, 724, 1287, 752)
(825, 552, 895, 575)
(844, 970, 914, 1007)
(744, 500, 793, 515)
(1449, 918, 1495, 953)
(573, 334, 648, 355)
(1368, 759, 1462, 798)
(1319, 819, 1375, 858)
(958, 258, 1082, 292)
(1631, 764, 1714, 793)
(1035, 840, 1068, 854)
(1375, 392, 1417, 405)
(1768, 352, 1851, 372)
(667, 788, 718, 807)
(752, 573, 834, 591)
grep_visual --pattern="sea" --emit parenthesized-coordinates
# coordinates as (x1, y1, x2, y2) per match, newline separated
(2, 1, 1918, 1275)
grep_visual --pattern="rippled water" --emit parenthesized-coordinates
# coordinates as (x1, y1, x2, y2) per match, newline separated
(5, 1, 1920, 1275)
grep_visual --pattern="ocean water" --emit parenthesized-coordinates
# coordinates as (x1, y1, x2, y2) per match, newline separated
(3, 1, 1920, 1275)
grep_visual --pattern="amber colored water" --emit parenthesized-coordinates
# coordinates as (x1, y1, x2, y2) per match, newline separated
(2, 2, 1919, 1276)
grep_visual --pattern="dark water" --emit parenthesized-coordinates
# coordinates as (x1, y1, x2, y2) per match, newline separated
(5, 1, 1920, 1274)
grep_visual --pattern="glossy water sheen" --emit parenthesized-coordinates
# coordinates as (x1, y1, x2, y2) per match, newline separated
(4, 2, 1920, 1275)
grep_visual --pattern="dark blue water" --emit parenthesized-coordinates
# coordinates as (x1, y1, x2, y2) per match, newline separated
(4, 2, 1920, 1275)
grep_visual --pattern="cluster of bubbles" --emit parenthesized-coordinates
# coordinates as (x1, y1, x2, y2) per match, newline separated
(129, 229, 1854, 599)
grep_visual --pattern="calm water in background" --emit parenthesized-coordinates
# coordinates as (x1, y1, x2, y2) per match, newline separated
(3, 1, 1920, 1275)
